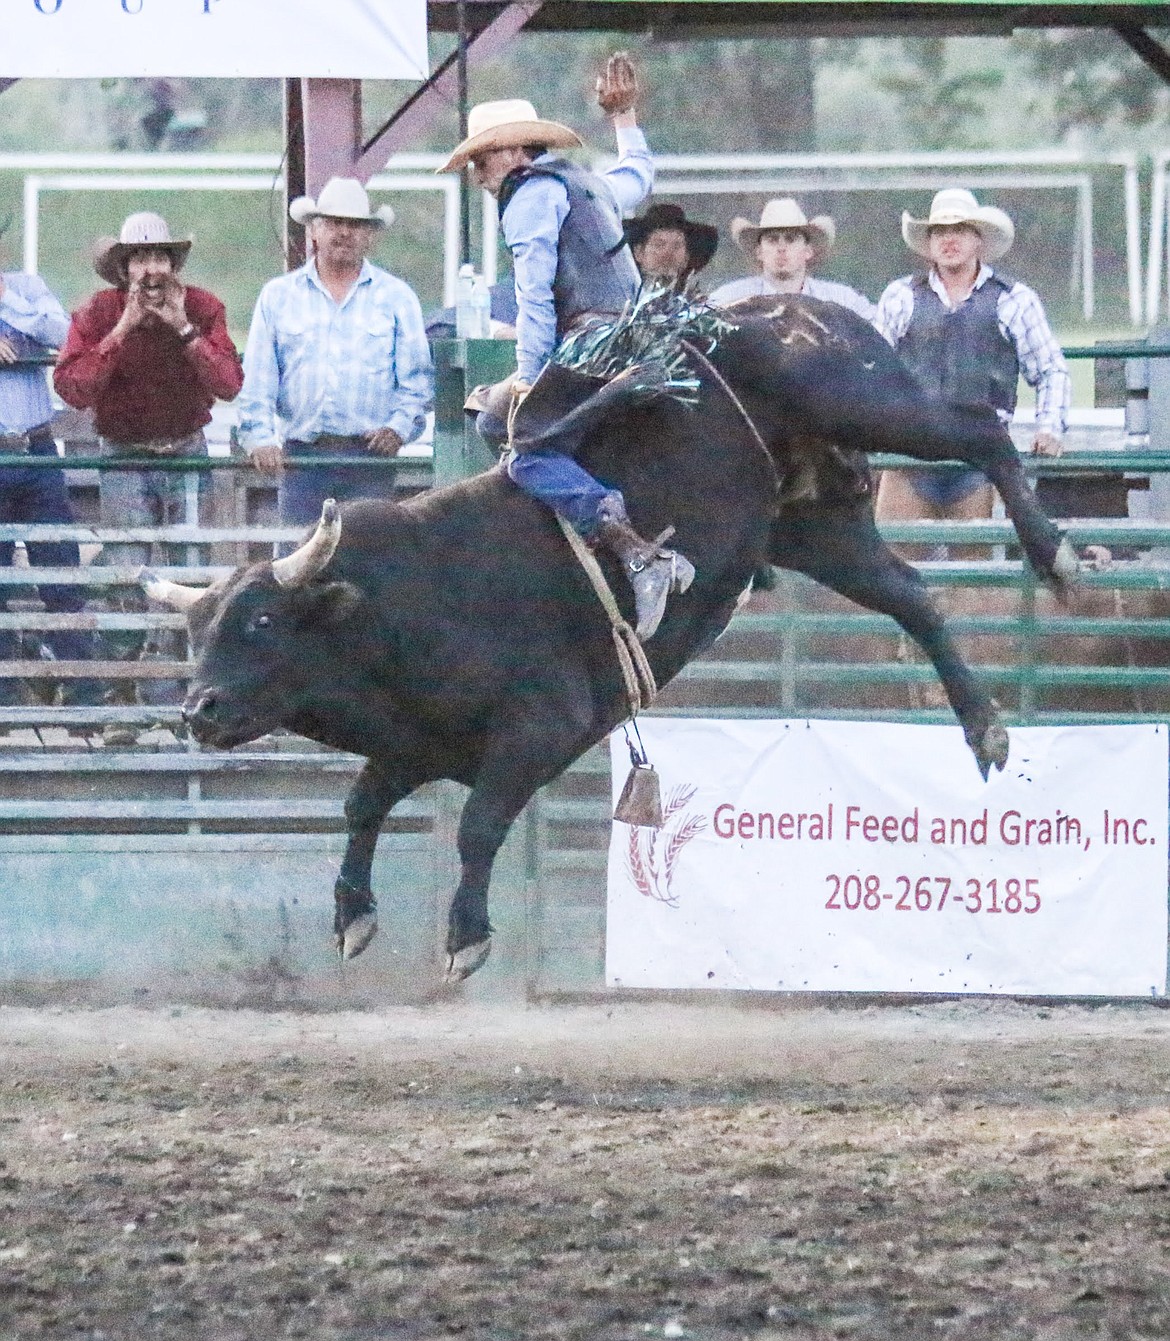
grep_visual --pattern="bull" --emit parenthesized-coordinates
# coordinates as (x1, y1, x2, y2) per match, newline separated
(145, 296, 1074, 980)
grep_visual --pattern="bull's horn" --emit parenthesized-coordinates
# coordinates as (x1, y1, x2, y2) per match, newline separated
(139, 567, 205, 612)
(272, 499, 342, 588)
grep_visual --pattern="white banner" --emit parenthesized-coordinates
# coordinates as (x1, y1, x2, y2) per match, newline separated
(607, 720, 1168, 997)
(3, 0, 429, 80)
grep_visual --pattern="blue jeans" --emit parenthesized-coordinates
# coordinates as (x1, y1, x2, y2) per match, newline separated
(504, 448, 616, 538)
(95, 431, 209, 705)
(281, 435, 400, 531)
(0, 429, 101, 706)
(904, 466, 987, 509)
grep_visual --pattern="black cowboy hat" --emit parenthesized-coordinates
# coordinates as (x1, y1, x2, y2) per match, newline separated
(623, 202, 719, 275)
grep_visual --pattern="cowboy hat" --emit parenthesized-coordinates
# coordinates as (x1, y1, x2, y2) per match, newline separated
(93, 211, 192, 287)
(623, 202, 719, 275)
(439, 99, 582, 174)
(288, 177, 395, 229)
(730, 198, 836, 264)
(902, 188, 1015, 263)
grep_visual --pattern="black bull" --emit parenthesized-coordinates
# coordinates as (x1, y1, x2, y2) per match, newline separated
(146, 297, 1074, 981)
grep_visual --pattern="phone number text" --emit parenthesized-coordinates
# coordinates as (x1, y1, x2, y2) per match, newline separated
(825, 873, 1041, 914)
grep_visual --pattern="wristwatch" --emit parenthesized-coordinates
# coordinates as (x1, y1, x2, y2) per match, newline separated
(178, 322, 198, 344)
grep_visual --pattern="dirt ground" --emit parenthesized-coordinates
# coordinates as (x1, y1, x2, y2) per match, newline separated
(3, 999, 1170, 1340)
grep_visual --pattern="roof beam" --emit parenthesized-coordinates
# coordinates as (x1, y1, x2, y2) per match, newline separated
(1114, 23, 1170, 85)
(355, 0, 544, 179)
(427, 3, 1170, 39)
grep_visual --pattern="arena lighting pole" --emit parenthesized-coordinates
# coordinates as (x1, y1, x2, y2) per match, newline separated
(457, 0, 471, 265)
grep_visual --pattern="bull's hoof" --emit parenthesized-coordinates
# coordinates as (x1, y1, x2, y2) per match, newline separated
(335, 914, 378, 961)
(973, 719, 1010, 780)
(445, 938, 492, 983)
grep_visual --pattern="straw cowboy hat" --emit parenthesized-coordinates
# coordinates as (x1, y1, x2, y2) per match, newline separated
(93, 211, 192, 287)
(730, 198, 836, 264)
(439, 99, 582, 174)
(288, 177, 395, 229)
(902, 188, 1015, 263)
(623, 202, 719, 275)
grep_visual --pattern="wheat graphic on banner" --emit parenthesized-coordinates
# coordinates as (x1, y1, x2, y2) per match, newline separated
(625, 784, 707, 906)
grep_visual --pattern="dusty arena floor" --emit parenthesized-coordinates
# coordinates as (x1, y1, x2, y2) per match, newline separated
(3, 999, 1170, 1340)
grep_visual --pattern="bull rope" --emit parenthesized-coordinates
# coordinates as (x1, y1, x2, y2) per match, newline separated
(554, 515, 658, 717)
(679, 338, 781, 504)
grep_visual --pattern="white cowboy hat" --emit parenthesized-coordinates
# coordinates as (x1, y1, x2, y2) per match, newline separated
(439, 99, 583, 174)
(93, 211, 192, 286)
(902, 188, 1015, 262)
(730, 198, 836, 264)
(288, 177, 395, 229)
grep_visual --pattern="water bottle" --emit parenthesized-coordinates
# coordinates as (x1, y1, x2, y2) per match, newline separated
(470, 272, 492, 338)
(455, 263, 476, 339)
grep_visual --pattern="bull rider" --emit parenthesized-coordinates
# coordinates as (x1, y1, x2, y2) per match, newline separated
(441, 55, 695, 642)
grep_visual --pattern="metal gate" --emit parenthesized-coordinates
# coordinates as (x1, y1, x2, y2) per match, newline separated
(1, 337, 1168, 1003)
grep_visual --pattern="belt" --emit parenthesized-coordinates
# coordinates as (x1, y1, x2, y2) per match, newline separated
(287, 435, 370, 450)
(101, 429, 206, 458)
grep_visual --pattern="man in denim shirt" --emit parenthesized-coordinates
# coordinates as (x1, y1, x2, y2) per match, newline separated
(442, 55, 694, 641)
(238, 178, 433, 528)
(0, 214, 101, 713)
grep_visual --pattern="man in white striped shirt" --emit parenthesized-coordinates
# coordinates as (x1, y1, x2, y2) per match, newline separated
(238, 178, 433, 528)
(874, 188, 1071, 531)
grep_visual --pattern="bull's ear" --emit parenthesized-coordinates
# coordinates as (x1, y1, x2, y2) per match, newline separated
(296, 581, 364, 627)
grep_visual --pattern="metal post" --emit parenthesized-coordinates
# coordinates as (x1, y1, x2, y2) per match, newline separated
(1146, 154, 1167, 325)
(1124, 159, 1143, 326)
(283, 78, 307, 271)
(21, 174, 38, 275)
(482, 187, 499, 284)
(457, 0, 471, 266)
(1078, 176, 1094, 324)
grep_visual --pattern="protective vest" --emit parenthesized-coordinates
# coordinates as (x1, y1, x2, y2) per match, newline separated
(896, 272, 1019, 415)
(500, 157, 640, 332)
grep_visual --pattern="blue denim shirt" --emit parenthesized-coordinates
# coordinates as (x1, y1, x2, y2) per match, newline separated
(0, 272, 69, 434)
(502, 127, 654, 384)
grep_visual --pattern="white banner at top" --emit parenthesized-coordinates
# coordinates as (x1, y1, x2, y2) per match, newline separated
(3, 0, 429, 80)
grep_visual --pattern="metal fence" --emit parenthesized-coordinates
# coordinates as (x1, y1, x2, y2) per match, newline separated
(2, 337, 1170, 999)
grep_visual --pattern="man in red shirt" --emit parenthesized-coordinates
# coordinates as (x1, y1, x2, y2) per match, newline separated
(55, 212, 242, 720)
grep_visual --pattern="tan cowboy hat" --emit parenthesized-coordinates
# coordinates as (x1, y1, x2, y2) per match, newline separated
(289, 177, 395, 229)
(730, 198, 836, 264)
(93, 211, 192, 287)
(902, 188, 1015, 263)
(439, 99, 582, 174)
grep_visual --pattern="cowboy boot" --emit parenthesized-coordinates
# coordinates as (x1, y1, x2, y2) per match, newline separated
(595, 498, 695, 641)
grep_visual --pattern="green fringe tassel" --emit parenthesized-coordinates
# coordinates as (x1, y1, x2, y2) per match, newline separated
(551, 284, 733, 406)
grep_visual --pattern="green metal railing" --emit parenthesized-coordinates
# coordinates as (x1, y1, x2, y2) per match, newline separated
(0, 336, 1164, 733)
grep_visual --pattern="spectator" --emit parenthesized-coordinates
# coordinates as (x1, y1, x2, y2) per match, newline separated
(0, 213, 102, 718)
(237, 177, 433, 528)
(54, 211, 243, 720)
(873, 188, 1071, 546)
(623, 202, 718, 290)
(707, 198, 876, 320)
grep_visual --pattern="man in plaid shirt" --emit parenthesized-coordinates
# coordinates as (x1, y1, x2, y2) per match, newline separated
(238, 177, 433, 529)
(874, 187, 1071, 533)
